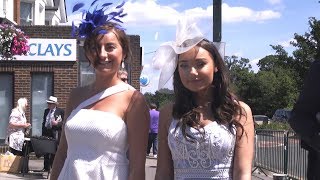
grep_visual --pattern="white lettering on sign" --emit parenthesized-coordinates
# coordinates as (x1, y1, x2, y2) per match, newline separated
(15, 38, 77, 61)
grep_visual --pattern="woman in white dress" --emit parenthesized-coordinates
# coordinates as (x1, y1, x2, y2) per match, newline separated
(6, 97, 31, 156)
(154, 18, 254, 180)
(50, 1, 150, 180)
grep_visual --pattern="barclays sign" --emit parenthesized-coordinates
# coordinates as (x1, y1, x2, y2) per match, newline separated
(15, 38, 77, 61)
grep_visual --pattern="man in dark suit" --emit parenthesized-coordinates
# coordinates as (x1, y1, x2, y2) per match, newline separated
(289, 60, 320, 180)
(42, 96, 64, 171)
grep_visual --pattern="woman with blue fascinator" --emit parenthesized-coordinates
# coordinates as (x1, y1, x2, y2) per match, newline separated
(50, 1, 150, 180)
(154, 18, 254, 179)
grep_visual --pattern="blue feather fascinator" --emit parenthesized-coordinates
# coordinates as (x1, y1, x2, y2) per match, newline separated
(71, 0, 127, 39)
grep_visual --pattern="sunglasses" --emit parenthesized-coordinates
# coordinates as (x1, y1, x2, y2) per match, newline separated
(121, 78, 128, 82)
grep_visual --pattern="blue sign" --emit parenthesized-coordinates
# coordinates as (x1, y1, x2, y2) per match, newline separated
(15, 38, 77, 61)
(140, 75, 150, 87)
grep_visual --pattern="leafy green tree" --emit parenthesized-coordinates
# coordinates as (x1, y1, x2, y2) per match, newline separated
(143, 88, 174, 109)
(290, 17, 320, 90)
(247, 68, 297, 117)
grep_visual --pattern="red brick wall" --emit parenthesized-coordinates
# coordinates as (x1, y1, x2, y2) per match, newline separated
(128, 35, 142, 90)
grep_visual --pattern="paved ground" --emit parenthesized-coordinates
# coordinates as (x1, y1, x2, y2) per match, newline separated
(0, 156, 274, 180)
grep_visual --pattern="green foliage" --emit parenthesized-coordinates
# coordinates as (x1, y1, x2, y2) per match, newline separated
(228, 17, 319, 118)
(255, 121, 293, 131)
(291, 17, 320, 90)
(144, 88, 174, 109)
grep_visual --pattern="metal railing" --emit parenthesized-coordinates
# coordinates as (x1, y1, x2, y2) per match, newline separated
(253, 130, 308, 180)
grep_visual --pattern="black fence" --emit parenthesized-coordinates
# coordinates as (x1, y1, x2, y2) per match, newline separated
(253, 130, 308, 180)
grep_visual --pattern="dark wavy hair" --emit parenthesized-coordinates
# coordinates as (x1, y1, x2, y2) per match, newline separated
(83, 22, 132, 66)
(172, 39, 245, 141)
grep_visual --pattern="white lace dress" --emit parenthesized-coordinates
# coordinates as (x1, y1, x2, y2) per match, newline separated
(168, 120, 236, 180)
(58, 84, 135, 180)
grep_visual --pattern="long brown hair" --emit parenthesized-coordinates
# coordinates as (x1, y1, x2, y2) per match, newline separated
(172, 39, 245, 141)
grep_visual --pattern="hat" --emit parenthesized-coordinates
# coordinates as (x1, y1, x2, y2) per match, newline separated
(46, 96, 58, 104)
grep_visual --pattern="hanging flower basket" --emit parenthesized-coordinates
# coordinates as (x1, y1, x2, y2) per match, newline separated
(0, 24, 30, 60)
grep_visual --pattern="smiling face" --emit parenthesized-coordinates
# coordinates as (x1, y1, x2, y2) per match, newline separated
(178, 46, 218, 93)
(85, 30, 124, 74)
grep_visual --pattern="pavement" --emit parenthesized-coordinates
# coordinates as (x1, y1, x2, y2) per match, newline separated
(0, 156, 274, 180)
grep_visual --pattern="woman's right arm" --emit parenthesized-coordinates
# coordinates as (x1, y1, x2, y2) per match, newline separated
(50, 89, 77, 180)
(155, 103, 174, 180)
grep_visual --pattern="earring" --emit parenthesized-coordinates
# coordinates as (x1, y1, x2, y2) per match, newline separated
(121, 61, 125, 69)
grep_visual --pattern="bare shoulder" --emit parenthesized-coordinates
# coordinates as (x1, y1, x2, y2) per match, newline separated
(237, 101, 253, 124)
(129, 90, 145, 102)
(125, 90, 148, 110)
(239, 101, 251, 114)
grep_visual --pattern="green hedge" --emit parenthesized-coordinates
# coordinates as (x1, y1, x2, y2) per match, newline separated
(255, 121, 293, 131)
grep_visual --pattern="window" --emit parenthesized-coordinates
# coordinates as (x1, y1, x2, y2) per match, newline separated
(1, 0, 7, 17)
(31, 73, 53, 136)
(20, 2, 33, 25)
(0, 73, 13, 143)
(78, 44, 95, 86)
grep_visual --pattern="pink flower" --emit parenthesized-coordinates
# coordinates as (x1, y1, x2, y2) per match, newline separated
(0, 24, 30, 60)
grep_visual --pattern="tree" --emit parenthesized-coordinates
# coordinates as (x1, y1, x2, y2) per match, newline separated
(143, 89, 174, 109)
(290, 17, 320, 90)
(247, 68, 297, 117)
(225, 55, 255, 101)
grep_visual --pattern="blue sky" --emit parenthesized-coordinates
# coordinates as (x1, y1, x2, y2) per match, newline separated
(64, 0, 320, 93)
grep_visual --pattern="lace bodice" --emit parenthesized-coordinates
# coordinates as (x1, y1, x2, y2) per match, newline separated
(58, 84, 135, 180)
(168, 120, 236, 180)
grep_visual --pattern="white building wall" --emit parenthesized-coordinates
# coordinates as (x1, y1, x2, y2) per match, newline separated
(0, 0, 66, 25)
(34, 0, 46, 25)
(1, 0, 15, 23)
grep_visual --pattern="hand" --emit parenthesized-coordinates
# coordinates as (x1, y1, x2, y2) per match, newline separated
(51, 119, 58, 126)
(24, 123, 31, 128)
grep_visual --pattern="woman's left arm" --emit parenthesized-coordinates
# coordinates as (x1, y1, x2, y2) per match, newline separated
(126, 91, 150, 180)
(233, 101, 255, 180)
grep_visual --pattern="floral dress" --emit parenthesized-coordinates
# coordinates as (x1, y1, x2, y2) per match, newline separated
(5, 108, 27, 151)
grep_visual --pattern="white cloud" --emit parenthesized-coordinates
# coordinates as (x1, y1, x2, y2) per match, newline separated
(167, 3, 180, 8)
(62, 1, 281, 27)
(249, 57, 262, 73)
(278, 38, 295, 48)
(266, 0, 282, 5)
(222, 3, 281, 23)
(122, 1, 180, 26)
(232, 51, 243, 57)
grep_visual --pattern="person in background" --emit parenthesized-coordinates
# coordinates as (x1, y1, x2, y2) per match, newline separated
(289, 59, 320, 180)
(50, 1, 150, 180)
(147, 103, 159, 158)
(154, 18, 254, 179)
(118, 68, 128, 83)
(6, 97, 31, 156)
(41, 96, 64, 172)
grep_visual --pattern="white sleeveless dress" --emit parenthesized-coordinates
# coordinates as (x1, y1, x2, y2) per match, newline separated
(168, 120, 236, 180)
(58, 84, 135, 180)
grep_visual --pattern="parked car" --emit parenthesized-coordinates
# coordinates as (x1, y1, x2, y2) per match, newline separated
(253, 115, 270, 126)
(272, 109, 292, 122)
